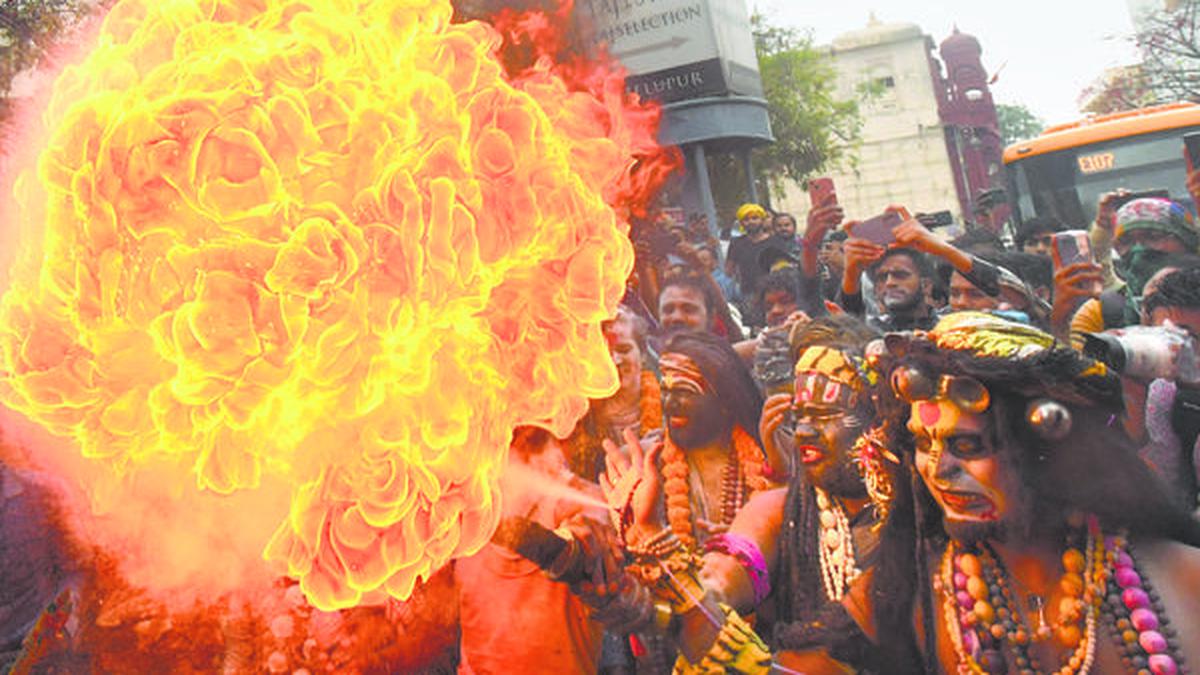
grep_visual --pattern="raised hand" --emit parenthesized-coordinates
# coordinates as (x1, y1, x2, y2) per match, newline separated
(1095, 190, 1131, 232)
(804, 202, 844, 246)
(893, 217, 942, 255)
(600, 427, 665, 545)
(1050, 261, 1104, 339)
(758, 392, 794, 481)
(842, 236, 885, 279)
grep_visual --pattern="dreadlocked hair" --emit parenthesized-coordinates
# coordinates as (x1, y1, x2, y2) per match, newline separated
(659, 331, 767, 548)
(866, 329, 1200, 673)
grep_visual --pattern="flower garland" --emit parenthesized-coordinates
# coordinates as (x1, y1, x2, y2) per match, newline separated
(661, 425, 769, 549)
(637, 370, 663, 436)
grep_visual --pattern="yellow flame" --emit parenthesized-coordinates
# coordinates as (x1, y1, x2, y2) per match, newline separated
(0, 0, 638, 609)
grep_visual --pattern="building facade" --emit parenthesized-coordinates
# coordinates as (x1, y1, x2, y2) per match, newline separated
(776, 18, 1003, 230)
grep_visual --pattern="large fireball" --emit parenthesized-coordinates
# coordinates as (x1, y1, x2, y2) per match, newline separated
(0, 0, 654, 610)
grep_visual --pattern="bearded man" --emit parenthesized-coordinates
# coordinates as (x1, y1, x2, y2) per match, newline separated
(601, 317, 888, 673)
(870, 312, 1200, 674)
(612, 331, 773, 552)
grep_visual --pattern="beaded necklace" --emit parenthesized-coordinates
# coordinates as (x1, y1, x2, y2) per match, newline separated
(814, 486, 860, 602)
(661, 425, 768, 549)
(934, 517, 1188, 675)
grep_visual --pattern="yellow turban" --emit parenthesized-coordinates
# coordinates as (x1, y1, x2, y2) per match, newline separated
(736, 203, 767, 221)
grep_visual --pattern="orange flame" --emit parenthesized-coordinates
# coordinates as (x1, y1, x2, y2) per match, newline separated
(0, 0, 668, 610)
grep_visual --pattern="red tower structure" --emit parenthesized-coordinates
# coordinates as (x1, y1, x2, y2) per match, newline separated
(936, 28, 1007, 229)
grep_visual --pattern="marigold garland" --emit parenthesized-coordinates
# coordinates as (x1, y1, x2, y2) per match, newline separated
(661, 425, 768, 549)
(637, 370, 663, 435)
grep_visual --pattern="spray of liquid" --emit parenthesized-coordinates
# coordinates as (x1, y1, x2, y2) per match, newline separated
(499, 460, 609, 513)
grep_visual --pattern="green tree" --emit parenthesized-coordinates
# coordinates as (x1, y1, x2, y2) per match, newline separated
(0, 0, 100, 120)
(707, 13, 867, 214)
(995, 102, 1045, 146)
(1133, 0, 1200, 103)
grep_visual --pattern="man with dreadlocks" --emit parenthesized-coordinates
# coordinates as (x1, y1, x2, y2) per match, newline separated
(606, 331, 774, 552)
(868, 312, 1200, 674)
(600, 317, 890, 673)
(601, 330, 774, 672)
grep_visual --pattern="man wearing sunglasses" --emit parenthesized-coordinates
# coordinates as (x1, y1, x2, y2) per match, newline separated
(865, 312, 1200, 673)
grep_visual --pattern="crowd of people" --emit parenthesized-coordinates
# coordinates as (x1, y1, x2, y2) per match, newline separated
(6, 149, 1200, 675)
(467, 156, 1200, 675)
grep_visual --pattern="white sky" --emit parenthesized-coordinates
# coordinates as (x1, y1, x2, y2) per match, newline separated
(757, 0, 1144, 126)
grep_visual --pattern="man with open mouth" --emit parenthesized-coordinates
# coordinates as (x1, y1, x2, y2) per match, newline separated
(595, 316, 892, 674)
(868, 312, 1200, 674)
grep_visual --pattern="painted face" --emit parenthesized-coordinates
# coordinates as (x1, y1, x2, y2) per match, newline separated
(791, 347, 868, 495)
(659, 285, 710, 336)
(907, 400, 1022, 533)
(661, 353, 728, 449)
(605, 319, 642, 395)
(792, 372, 864, 494)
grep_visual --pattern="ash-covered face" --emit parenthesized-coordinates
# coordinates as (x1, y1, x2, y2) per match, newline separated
(908, 399, 1026, 540)
(661, 353, 729, 449)
(792, 371, 865, 496)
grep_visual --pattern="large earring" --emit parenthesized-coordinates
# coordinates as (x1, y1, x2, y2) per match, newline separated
(1026, 399, 1072, 441)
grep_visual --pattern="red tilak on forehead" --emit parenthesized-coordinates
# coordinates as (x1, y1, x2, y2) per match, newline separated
(918, 401, 942, 427)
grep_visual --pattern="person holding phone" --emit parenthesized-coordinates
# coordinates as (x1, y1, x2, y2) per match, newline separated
(1070, 197, 1200, 338)
(890, 217, 1049, 327)
(801, 179, 846, 305)
(838, 214, 939, 332)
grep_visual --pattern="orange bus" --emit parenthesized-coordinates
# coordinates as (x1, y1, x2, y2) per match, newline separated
(1003, 102, 1200, 228)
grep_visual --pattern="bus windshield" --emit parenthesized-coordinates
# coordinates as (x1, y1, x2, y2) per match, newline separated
(1007, 126, 1200, 228)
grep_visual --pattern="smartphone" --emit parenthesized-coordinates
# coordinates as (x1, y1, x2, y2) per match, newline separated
(1110, 188, 1171, 211)
(849, 210, 904, 246)
(1051, 230, 1093, 269)
(808, 177, 837, 208)
(916, 210, 954, 228)
(1185, 132, 1200, 170)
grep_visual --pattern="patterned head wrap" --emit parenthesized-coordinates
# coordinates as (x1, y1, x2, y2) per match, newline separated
(793, 345, 866, 410)
(883, 312, 1118, 407)
(1115, 198, 1198, 251)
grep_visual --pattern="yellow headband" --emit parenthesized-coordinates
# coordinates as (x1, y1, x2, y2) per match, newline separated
(794, 346, 862, 391)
